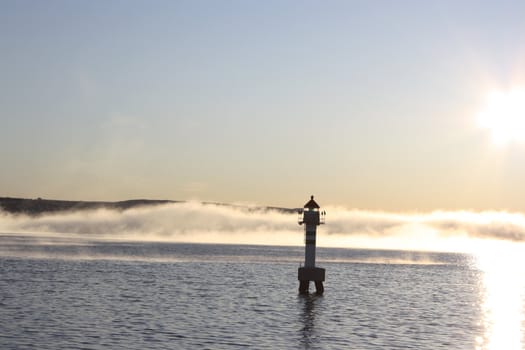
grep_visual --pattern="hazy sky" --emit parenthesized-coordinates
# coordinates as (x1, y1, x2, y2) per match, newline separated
(2, 0, 525, 211)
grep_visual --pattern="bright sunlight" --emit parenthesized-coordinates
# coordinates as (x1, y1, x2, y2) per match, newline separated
(477, 89, 525, 146)
(474, 240, 525, 350)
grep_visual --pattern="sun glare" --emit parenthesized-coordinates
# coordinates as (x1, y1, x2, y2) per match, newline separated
(478, 89, 525, 146)
(474, 241, 525, 350)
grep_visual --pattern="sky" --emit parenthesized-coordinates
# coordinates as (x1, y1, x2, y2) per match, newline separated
(2, 0, 525, 211)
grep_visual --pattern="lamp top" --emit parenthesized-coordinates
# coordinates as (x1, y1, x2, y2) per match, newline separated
(304, 195, 320, 209)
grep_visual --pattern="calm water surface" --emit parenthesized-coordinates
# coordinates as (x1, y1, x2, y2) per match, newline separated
(1, 235, 524, 349)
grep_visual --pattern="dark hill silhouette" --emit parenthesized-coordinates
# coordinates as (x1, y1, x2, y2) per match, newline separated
(0, 197, 297, 215)
(0, 197, 177, 215)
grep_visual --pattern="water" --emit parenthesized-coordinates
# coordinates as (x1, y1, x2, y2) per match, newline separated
(0, 234, 522, 349)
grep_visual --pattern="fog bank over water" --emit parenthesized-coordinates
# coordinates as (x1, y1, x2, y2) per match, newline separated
(1, 202, 525, 252)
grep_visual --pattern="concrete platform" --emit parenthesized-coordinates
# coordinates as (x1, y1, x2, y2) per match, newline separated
(298, 267, 325, 282)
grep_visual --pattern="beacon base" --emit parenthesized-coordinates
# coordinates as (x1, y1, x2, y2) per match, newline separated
(298, 267, 325, 281)
(298, 267, 325, 294)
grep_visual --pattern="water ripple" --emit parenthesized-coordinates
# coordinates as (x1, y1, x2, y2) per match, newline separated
(0, 242, 498, 349)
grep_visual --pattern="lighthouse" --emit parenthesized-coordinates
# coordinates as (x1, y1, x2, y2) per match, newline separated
(298, 195, 326, 294)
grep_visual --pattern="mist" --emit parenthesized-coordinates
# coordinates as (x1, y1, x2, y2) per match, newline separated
(1, 202, 525, 252)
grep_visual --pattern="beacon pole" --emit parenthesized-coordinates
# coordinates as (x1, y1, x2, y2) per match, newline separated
(298, 195, 326, 294)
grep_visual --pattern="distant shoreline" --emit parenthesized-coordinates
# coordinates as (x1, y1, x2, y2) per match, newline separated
(0, 197, 297, 215)
(0, 197, 177, 215)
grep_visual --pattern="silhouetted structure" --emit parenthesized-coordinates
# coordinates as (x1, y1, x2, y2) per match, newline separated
(298, 196, 326, 294)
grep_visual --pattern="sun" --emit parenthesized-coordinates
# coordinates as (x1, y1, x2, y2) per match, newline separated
(477, 89, 525, 145)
